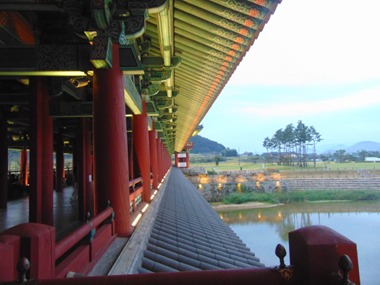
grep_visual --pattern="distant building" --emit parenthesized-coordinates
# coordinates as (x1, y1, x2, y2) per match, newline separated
(365, 157, 380, 162)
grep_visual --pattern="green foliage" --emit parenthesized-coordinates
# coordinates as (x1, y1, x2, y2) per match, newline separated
(189, 135, 225, 154)
(262, 121, 322, 168)
(358, 149, 368, 162)
(334, 149, 346, 163)
(213, 155, 222, 166)
(222, 190, 380, 205)
(221, 148, 238, 157)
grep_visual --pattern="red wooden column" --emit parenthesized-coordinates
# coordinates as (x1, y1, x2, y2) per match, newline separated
(29, 77, 54, 225)
(93, 43, 131, 237)
(148, 121, 158, 190)
(186, 152, 190, 168)
(156, 138, 162, 181)
(55, 132, 64, 193)
(163, 148, 168, 172)
(77, 118, 93, 219)
(161, 141, 165, 177)
(20, 149, 28, 186)
(132, 100, 151, 202)
(174, 152, 178, 168)
(0, 113, 8, 209)
(162, 142, 165, 175)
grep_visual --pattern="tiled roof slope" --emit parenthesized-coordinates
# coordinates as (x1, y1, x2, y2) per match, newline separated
(138, 167, 264, 273)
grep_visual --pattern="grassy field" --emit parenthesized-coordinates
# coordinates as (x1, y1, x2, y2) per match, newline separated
(222, 191, 380, 205)
(187, 154, 380, 172)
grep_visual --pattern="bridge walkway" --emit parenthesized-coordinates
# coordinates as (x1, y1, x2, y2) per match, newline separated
(109, 167, 264, 275)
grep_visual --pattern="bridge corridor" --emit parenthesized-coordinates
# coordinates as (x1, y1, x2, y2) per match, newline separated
(110, 167, 264, 274)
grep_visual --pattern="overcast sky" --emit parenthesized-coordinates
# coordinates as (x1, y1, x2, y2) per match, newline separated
(200, 0, 380, 154)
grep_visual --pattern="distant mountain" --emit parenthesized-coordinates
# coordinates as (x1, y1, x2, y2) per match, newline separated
(189, 135, 226, 154)
(321, 144, 348, 154)
(321, 141, 380, 154)
(345, 141, 380, 153)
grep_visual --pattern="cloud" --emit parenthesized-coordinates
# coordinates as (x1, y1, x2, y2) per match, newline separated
(240, 87, 380, 117)
(229, 0, 380, 86)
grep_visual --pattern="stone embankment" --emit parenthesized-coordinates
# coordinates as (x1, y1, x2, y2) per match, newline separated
(287, 178, 380, 191)
(356, 169, 375, 178)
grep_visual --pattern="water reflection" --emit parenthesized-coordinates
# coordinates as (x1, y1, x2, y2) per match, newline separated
(218, 200, 380, 285)
(218, 201, 380, 242)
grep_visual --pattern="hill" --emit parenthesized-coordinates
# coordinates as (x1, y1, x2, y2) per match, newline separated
(321, 141, 380, 154)
(345, 141, 380, 153)
(321, 144, 348, 154)
(189, 135, 226, 154)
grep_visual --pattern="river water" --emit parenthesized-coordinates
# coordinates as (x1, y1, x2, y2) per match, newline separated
(217, 200, 380, 285)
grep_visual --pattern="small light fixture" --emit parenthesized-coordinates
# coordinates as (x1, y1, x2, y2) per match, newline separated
(142, 204, 149, 213)
(150, 194, 155, 200)
(70, 77, 90, 88)
(132, 213, 142, 226)
(154, 190, 158, 195)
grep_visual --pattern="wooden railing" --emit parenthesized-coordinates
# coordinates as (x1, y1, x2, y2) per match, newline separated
(55, 207, 113, 260)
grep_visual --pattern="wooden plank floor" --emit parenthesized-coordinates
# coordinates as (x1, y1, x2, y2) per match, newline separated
(0, 186, 83, 241)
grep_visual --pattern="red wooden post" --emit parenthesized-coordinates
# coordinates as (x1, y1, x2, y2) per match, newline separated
(186, 152, 190, 168)
(0, 234, 20, 281)
(156, 138, 162, 182)
(132, 100, 151, 202)
(20, 149, 28, 186)
(159, 140, 164, 180)
(289, 225, 360, 285)
(1, 223, 55, 280)
(148, 121, 158, 190)
(56, 132, 64, 193)
(77, 118, 93, 220)
(175, 152, 178, 167)
(93, 43, 131, 237)
(29, 77, 54, 225)
(29, 77, 42, 223)
(0, 113, 8, 209)
(84, 119, 93, 217)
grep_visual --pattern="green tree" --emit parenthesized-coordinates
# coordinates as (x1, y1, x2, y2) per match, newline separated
(251, 155, 260, 164)
(320, 154, 327, 163)
(283, 124, 295, 166)
(213, 155, 222, 166)
(263, 137, 270, 157)
(221, 148, 238, 157)
(272, 129, 283, 165)
(334, 149, 346, 163)
(358, 149, 368, 162)
(295, 120, 312, 167)
(309, 126, 323, 167)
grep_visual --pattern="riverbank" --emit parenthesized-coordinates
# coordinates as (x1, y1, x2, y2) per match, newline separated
(219, 190, 380, 206)
(211, 202, 284, 211)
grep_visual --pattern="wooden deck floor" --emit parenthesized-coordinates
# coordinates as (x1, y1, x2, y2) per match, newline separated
(0, 186, 83, 241)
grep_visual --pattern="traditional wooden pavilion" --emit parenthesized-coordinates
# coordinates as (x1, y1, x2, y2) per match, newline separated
(0, 0, 282, 236)
(0, 1, 361, 284)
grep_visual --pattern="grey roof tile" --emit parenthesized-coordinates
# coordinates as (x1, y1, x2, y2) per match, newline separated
(137, 167, 264, 273)
(137, 267, 153, 274)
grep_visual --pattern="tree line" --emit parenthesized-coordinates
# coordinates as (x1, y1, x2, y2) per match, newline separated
(262, 120, 322, 167)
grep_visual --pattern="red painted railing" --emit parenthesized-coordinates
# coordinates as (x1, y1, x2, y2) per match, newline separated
(129, 186, 143, 201)
(6, 268, 303, 285)
(129, 177, 142, 187)
(55, 207, 113, 260)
